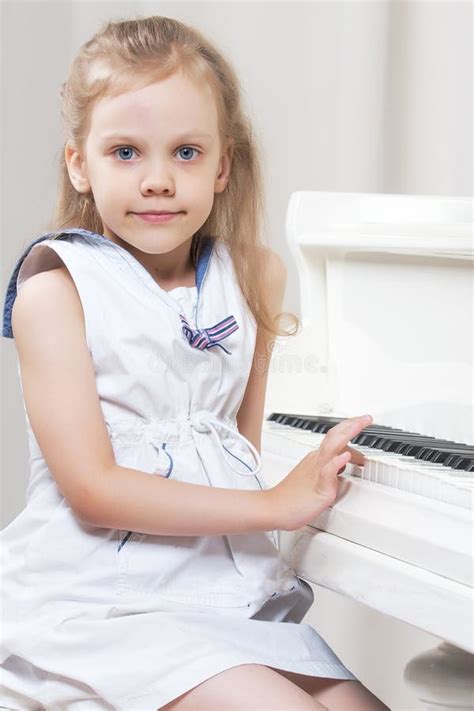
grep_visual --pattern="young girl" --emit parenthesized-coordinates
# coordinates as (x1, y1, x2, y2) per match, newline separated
(1, 15, 389, 711)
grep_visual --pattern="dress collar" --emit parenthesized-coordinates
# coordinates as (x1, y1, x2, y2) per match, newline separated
(2, 228, 215, 337)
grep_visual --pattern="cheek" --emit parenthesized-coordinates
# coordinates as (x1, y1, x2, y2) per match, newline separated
(94, 172, 128, 201)
(194, 193, 217, 224)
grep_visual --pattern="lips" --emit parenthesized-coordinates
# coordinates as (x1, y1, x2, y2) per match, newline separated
(132, 211, 181, 223)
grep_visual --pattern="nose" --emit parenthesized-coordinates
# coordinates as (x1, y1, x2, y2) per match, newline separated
(140, 163, 175, 195)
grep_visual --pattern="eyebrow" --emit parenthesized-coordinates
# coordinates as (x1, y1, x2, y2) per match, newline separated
(99, 132, 213, 143)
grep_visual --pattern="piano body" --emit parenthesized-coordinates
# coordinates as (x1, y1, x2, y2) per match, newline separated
(261, 191, 473, 710)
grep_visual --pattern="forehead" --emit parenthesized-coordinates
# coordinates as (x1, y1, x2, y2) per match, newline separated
(89, 71, 219, 138)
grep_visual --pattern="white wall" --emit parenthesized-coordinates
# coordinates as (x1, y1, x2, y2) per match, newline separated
(2, 2, 472, 709)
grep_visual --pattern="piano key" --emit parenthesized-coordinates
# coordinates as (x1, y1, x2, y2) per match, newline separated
(265, 414, 474, 508)
(267, 413, 474, 471)
(270, 413, 470, 451)
(355, 454, 473, 507)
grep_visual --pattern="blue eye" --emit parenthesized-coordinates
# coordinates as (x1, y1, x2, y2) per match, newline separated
(114, 146, 136, 161)
(177, 146, 200, 161)
(112, 145, 200, 162)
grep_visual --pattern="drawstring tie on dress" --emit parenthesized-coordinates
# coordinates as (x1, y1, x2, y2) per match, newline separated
(117, 412, 264, 551)
(190, 409, 262, 477)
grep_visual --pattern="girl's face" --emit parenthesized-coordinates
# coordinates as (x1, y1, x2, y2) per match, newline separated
(66, 69, 232, 260)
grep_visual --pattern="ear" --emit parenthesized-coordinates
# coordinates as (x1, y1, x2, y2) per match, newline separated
(64, 142, 91, 194)
(214, 138, 234, 194)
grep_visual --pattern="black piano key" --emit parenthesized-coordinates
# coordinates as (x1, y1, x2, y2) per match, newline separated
(387, 442, 428, 456)
(429, 450, 473, 465)
(348, 431, 473, 465)
(446, 455, 474, 469)
(420, 448, 474, 464)
(267, 412, 474, 472)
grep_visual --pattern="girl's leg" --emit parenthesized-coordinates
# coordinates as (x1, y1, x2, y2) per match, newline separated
(312, 679, 390, 710)
(269, 669, 390, 711)
(158, 663, 328, 710)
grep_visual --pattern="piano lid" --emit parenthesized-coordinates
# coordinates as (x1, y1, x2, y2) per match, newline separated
(265, 191, 473, 445)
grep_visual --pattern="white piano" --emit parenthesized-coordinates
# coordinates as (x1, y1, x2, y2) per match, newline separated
(261, 191, 474, 710)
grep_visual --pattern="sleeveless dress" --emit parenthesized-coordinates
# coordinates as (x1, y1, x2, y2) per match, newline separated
(0, 229, 356, 711)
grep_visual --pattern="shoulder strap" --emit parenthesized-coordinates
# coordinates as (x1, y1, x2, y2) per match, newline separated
(2, 230, 86, 339)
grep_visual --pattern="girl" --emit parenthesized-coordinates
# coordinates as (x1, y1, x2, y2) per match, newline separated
(1, 15, 389, 711)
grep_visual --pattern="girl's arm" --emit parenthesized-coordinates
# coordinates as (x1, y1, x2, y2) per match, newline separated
(12, 266, 276, 537)
(236, 248, 287, 454)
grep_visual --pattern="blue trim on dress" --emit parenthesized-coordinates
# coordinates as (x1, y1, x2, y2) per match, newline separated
(2, 228, 214, 339)
(195, 238, 213, 294)
(221, 443, 263, 490)
(161, 442, 174, 479)
(2, 232, 61, 338)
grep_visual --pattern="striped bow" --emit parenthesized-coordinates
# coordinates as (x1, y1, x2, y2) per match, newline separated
(179, 313, 239, 354)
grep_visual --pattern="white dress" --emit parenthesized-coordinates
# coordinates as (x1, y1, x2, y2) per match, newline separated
(0, 229, 356, 711)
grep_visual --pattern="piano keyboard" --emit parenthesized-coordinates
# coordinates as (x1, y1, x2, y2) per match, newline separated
(265, 413, 474, 510)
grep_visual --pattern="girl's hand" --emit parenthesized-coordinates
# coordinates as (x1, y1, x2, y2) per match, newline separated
(268, 415, 372, 532)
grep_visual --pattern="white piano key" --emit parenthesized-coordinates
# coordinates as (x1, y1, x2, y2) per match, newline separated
(370, 455, 473, 508)
(344, 449, 471, 507)
(263, 422, 474, 508)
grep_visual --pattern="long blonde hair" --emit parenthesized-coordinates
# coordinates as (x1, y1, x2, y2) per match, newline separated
(48, 14, 299, 342)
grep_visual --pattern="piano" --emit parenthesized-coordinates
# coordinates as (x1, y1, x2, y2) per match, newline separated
(260, 191, 474, 710)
